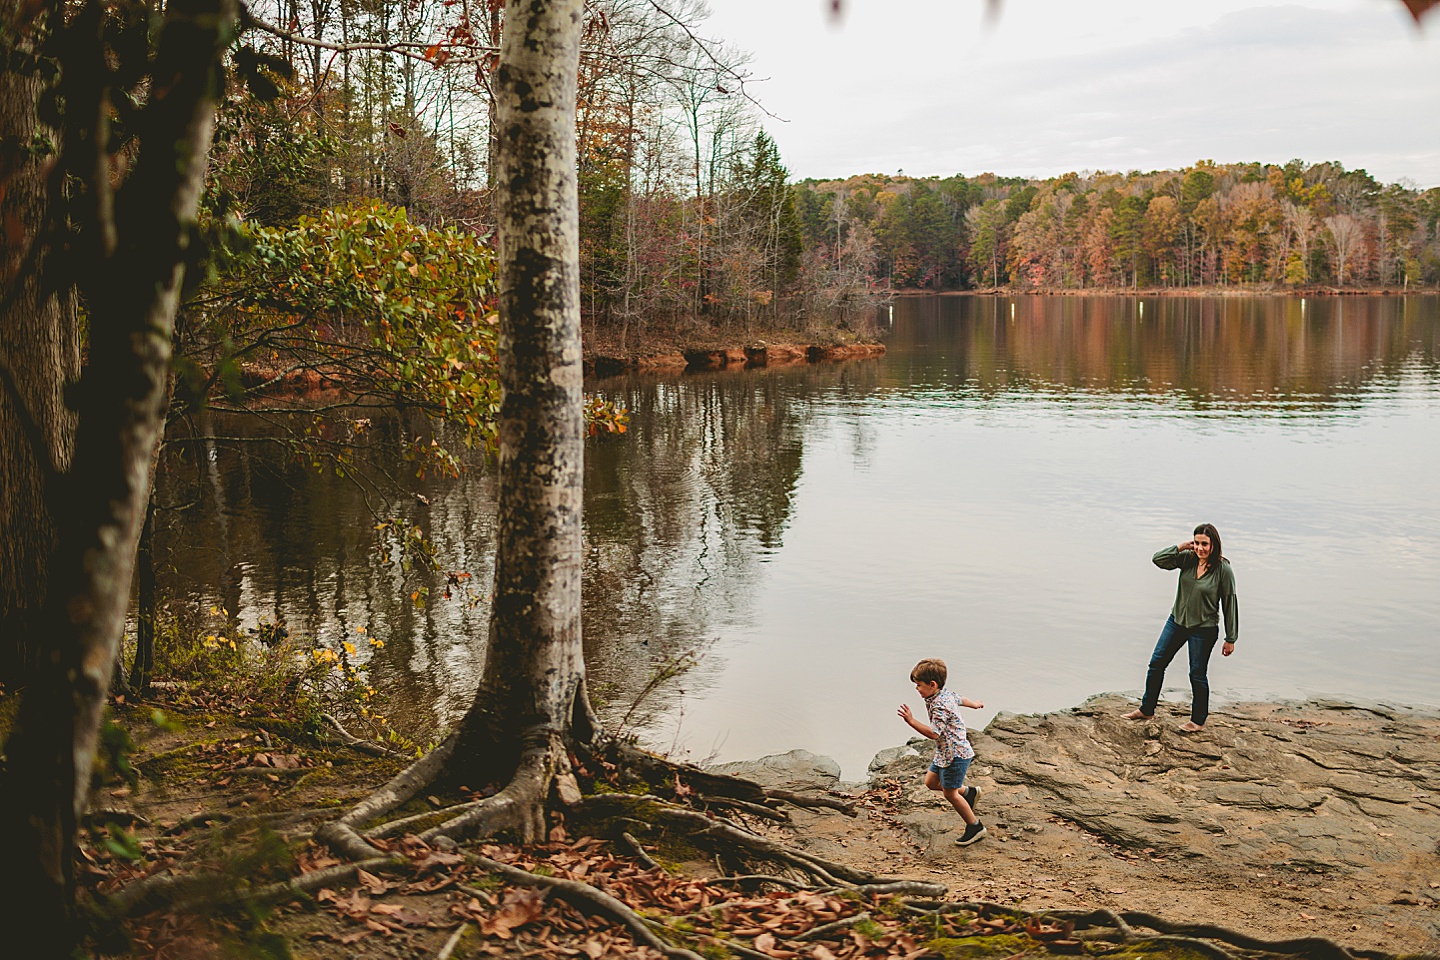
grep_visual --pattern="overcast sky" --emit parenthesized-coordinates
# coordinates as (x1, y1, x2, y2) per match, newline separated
(700, 1, 1440, 187)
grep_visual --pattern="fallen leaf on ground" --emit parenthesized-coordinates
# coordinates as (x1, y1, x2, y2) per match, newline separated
(479, 886, 549, 939)
(356, 869, 390, 895)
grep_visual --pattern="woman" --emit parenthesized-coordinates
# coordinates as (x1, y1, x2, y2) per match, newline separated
(1123, 523, 1239, 732)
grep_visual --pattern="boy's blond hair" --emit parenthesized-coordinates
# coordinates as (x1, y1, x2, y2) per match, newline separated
(910, 658, 947, 687)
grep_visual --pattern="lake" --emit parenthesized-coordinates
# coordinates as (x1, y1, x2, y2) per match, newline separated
(155, 294, 1440, 779)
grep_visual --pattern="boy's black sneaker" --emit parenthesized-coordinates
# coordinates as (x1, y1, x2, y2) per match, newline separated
(955, 821, 987, 847)
(964, 785, 981, 813)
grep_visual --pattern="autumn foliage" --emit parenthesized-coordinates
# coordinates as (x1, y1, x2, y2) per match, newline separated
(796, 161, 1440, 291)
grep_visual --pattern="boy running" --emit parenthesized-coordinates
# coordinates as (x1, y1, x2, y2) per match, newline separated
(898, 658, 986, 846)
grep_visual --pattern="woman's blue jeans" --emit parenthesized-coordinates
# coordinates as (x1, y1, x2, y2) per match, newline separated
(1140, 615, 1221, 724)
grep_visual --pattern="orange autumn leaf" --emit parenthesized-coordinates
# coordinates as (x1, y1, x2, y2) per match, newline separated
(479, 887, 548, 939)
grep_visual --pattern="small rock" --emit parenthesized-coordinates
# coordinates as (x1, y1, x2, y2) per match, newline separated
(868, 744, 921, 773)
(433, 835, 458, 852)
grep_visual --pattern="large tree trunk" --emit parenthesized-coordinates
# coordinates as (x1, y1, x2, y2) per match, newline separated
(449, 0, 592, 827)
(0, 17, 81, 687)
(0, 1, 236, 952)
(314, 0, 595, 860)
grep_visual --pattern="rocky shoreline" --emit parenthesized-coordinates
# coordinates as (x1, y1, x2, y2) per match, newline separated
(710, 693, 1440, 956)
(584, 339, 885, 377)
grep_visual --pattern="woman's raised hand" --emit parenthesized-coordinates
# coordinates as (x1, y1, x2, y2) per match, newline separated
(1178, 539, 1195, 552)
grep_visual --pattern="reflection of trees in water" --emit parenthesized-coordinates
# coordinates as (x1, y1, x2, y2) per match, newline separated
(153, 364, 849, 745)
(579, 361, 882, 751)
(151, 298, 1439, 745)
(582, 370, 813, 744)
(893, 295, 1440, 409)
(154, 412, 498, 731)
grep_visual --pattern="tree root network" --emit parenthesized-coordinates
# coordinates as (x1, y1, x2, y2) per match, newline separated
(97, 736, 1398, 960)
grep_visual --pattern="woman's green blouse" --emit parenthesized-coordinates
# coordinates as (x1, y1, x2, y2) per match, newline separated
(1153, 545, 1239, 644)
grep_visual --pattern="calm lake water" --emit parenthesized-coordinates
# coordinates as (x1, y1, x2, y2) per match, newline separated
(155, 294, 1440, 778)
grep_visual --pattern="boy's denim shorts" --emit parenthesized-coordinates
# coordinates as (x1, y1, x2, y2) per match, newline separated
(928, 755, 972, 790)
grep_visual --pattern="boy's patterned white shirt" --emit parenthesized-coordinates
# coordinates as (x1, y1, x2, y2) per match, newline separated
(924, 688, 975, 765)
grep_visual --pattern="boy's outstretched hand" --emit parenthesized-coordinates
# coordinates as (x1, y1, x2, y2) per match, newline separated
(897, 703, 915, 722)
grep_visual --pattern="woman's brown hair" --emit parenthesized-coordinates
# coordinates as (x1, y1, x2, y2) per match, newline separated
(1194, 522, 1223, 570)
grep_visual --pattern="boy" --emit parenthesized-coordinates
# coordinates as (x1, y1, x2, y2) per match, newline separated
(898, 658, 987, 846)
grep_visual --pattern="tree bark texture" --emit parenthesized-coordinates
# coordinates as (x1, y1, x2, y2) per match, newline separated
(0, 11, 82, 686)
(0, 0, 237, 951)
(454, 0, 590, 788)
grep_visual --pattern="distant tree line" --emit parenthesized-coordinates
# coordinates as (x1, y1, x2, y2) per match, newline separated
(793, 160, 1440, 291)
(218, 0, 865, 343)
(209, 2, 1440, 347)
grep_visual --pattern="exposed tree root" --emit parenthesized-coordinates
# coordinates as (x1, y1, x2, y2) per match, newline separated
(795, 911, 871, 941)
(85, 808, 154, 829)
(164, 811, 233, 834)
(321, 712, 406, 758)
(1143, 935, 1240, 960)
(208, 856, 400, 913)
(704, 874, 809, 890)
(318, 734, 873, 907)
(708, 939, 773, 960)
(294, 733, 1379, 960)
(696, 793, 789, 821)
(763, 787, 858, 816)
(899, 901, 1376, 960)
(365, 800, 480, 840)
(827, 880, 953, 897)
(606, 742, 860, 817)
(227, 765, 315, 778)
(1119, 910, 1373, 960)
(418, 738, 560, 844)
(107, 793, 1391, 960)
(314, 731, 459, 860)
(575, 792, 937, 893)
(459, 855, 706, 960)
(317, 725, 581, 861)
(435, 922, 471, 960)
(620, 831, 662, 871)
(607, 741, 767, 803)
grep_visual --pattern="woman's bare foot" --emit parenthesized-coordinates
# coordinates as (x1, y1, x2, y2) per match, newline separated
(1122, 709, 1153, 720)
(1179, 721, 1205, 733)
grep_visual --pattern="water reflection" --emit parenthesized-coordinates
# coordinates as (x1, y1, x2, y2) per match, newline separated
(887, 295, 1439, 414)
(582, 365, 880, 749)
(154, 295, 1440, 776)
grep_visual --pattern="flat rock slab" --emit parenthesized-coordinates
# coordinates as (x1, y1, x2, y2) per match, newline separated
(791, 694, 1440, 956)
(969, 694, 1440, 872)
(708, 748, 842, 792)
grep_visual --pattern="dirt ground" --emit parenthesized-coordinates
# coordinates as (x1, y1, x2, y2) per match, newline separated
(792, 791, 1436, 958)
(89, 694, 1440, 959)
